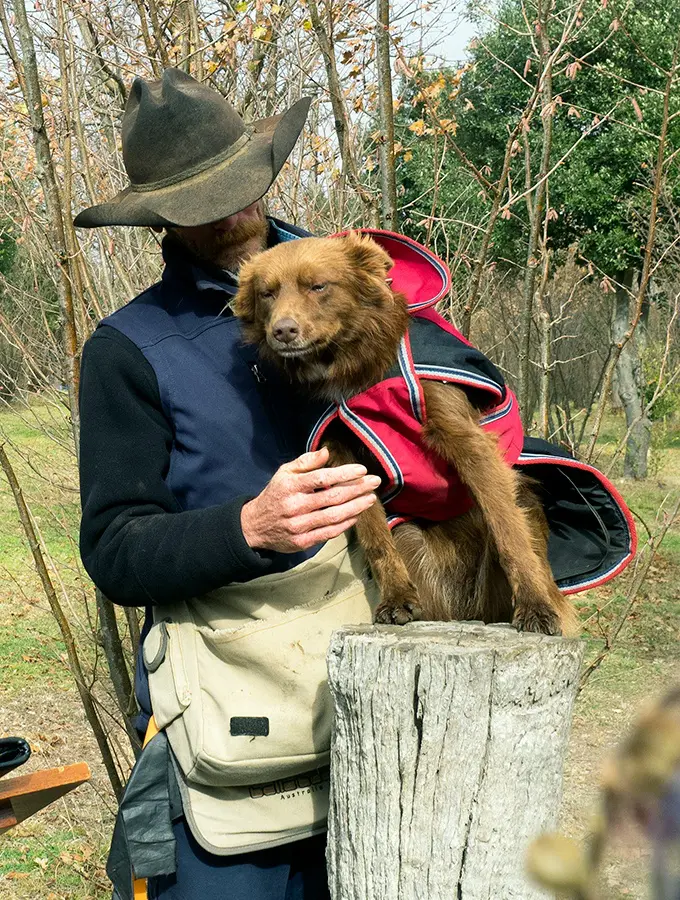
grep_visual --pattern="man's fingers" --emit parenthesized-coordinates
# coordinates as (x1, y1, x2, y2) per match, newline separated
(294, 475, 381, 514)
(297, 463, 369, 493)
(290, 492, 376, 535)
(295, 517, 361, 549)
(286, 448, 330, 473)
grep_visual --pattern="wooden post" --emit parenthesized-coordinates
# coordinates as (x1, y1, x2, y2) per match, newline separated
(326, 622, 584, 900)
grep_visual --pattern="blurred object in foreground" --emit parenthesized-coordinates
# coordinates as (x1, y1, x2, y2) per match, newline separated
(527, 687, 680, 900)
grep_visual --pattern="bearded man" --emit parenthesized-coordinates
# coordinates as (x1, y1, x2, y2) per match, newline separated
(76, 68, 379, 900)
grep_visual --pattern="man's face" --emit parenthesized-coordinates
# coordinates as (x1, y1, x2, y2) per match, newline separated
(170, 200, 268, 270)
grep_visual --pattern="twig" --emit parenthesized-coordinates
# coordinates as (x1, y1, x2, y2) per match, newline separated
(0, 442, 124, 798)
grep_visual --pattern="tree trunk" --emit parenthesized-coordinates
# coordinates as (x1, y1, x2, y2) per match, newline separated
(519, 0, 554, 418)
(8, 0, 81, 450)
(375, 0, 398, 230)
(610, 368, 623, 411)
(537, 251, 552, 440)
(326, 622, 584, 900)
(613, 271, 652, 479)
(96, 589, 140, 756)
(307, 0, 376, 219)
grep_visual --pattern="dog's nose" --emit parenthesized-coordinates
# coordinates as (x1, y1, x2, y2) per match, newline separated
(272, 318, 300, 344)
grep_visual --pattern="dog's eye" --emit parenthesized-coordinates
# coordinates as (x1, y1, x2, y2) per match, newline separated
(311, 283, 328, 293)
(259, 290, 274, 301)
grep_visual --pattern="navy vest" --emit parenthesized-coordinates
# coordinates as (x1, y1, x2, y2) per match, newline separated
(101, 220, 316, 565)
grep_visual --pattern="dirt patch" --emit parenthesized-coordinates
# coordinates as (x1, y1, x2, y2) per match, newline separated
(0, 683, 118, 899)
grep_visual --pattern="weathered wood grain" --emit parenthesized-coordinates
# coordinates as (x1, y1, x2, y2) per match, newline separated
(0, 762, 91, 834)
(326, 622, 584, 900)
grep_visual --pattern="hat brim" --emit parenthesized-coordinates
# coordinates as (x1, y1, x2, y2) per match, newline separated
(74, 97, 311, 229)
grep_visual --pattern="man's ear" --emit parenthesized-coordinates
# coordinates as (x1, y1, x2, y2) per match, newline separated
(342, 232, 393, 278)
(233, 263, 257, 325)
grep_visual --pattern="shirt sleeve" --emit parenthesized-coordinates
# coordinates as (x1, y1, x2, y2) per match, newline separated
(78, 325, 273, 607)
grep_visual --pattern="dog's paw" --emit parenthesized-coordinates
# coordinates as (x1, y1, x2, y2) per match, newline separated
(374, 595, 423, 626)
(513, 602, 562, 637)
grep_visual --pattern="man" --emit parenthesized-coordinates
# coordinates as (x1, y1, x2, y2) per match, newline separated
(76, 68, 380, 900)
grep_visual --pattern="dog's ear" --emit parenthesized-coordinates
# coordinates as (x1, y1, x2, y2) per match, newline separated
(233, 261, 257, 325)
(342, 232, 393, 278)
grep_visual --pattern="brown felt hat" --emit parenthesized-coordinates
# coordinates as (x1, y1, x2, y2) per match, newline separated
(74, 68, 311, 229)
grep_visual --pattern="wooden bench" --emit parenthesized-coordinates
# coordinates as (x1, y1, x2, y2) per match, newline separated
(0, 762, 91, 835)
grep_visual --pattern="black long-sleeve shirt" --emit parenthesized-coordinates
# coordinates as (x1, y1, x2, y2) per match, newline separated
(78, 323, 274, 607)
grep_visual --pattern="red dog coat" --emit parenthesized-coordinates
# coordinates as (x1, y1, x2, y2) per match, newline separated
(305, 230, 637, 594)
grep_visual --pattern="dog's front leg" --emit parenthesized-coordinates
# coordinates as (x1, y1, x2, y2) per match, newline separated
(420, 382, 564, 636)
(325, 441, 422, 625)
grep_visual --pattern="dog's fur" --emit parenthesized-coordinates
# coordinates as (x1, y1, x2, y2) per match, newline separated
(234, 233, 578, 636)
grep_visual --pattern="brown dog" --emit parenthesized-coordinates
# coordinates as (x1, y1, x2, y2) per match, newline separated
(234, 233, 578, 636)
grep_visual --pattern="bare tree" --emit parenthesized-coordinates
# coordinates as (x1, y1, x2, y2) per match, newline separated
(375, 0, 398, 229)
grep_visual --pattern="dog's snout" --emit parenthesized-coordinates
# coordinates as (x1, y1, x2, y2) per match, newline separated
(272, 318, 300, 344)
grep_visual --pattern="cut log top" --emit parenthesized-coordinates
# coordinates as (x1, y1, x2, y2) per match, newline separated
(330, 619, 578, 649)
(326, 622, 584, 900)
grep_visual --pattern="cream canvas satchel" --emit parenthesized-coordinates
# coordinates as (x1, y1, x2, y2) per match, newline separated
(142, 535, 378, 854)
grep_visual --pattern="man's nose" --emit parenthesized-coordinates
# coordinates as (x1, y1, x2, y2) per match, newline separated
(272, 318, 300, 344)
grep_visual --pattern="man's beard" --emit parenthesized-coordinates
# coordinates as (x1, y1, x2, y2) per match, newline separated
(178, 215, 268, 271)
(215, 217, 268, 250)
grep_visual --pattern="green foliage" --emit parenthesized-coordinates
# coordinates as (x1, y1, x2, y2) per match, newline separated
(397, 0, 680, 278)
(643, 350, 680, 421)
(0, 221, 17, 276)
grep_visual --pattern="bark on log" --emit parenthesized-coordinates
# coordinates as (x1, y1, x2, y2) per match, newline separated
(326, 622, 584, 900)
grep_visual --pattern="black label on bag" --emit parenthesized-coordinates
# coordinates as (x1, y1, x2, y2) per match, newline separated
(230, 716, 270, 737)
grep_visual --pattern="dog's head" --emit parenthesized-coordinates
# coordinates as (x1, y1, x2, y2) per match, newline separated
(233, 233, 402, 383)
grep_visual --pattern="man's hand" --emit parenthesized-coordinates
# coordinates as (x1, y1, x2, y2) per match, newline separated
(241, 447, 381, 552)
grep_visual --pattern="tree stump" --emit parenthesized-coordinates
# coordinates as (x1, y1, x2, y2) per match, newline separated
(326, 622, 584, 900)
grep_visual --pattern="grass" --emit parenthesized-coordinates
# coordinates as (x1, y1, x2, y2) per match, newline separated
(0, 402, 677, 899)
(0, 825, 109, 899)
(0, 401, 117, 899)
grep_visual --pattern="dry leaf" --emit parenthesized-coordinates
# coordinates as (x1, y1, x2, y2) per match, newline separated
(630, 96, 643, 122)
(438, 118, 457, 134)
(566, 61, 582, 80)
